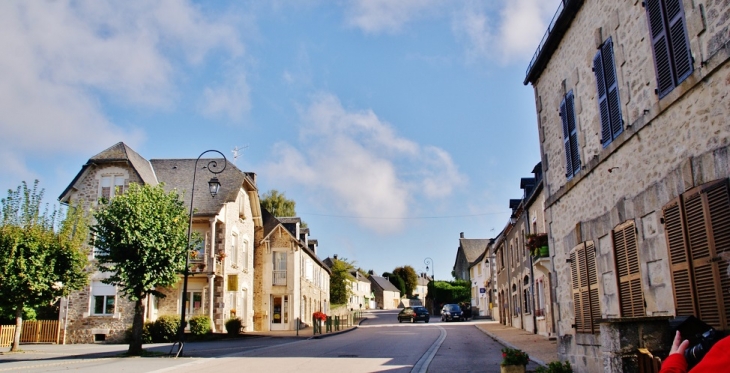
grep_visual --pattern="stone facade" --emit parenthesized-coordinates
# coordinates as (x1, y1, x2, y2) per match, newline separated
(58, 143, 261, 342)
(525, 1, 730, 371)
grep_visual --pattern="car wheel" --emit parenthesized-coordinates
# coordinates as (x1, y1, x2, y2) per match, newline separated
(399, 319, 402, 323)
(425, 319, 429, 323)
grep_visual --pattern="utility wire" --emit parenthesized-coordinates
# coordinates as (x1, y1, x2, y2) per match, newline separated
(298, 211, 508, 220)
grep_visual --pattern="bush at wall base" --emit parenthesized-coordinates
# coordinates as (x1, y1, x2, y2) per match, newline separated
(189, 315, 212, 335)
(225, 317, 243, 335)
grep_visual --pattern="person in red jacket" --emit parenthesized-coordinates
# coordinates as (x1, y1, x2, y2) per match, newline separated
(660, 261, 730, 372)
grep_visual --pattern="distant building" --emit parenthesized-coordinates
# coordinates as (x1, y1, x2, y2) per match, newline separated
(369, 275, 401, 310)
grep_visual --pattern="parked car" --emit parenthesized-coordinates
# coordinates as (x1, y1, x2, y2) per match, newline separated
(440, 304, 464, 322)
(398, 306, 430, 323)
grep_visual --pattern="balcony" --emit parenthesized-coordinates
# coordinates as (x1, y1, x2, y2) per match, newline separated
(273, 270, 287, 286)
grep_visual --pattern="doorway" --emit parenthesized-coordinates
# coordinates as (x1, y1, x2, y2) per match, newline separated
(271, 295, 288, 330)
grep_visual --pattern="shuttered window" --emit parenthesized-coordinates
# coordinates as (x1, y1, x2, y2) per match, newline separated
(613, 221, 645, 317)
(570, 242, 600, 334)
(560, 91, 581, 180)
(593, 37, 623, 147)
(645, 0, 693, 98)
(662, 179, 730, 331)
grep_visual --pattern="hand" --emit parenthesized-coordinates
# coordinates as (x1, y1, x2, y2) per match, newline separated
(669, 330, 690, 356)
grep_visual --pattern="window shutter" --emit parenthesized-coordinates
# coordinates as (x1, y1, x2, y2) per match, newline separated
(585, 242, 600, 333)
(705, 181, 730, 331)
(613, 221, 645, 317)
(663, 197, 696, 317)
(646, 0, 675, 97)
(570, 249, 587, 333)
(593, 50, 611, 145)
(561, 96, 571, 177)
(665, 0, 692, 82)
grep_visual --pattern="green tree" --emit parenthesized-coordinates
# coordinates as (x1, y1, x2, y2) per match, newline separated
(92, 183, 189, 356)
(393, 266, 418, 297)
(261, 190, 297, 217)
(0, 181, 89, 351)
(382, 271, 406, 295)
(329, 257, 355, 305)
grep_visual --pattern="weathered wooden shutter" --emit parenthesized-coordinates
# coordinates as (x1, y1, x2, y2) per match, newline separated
(594, 38, 623, 147)
(571, 242, 600, 334)
(665, 0, 692, 82)
(663, 197, 696, 317)
(585, 242, 600, 333)
(613, 221, 645, 317)
(561, 92, 580, 179)
(705, 181, 730, 331)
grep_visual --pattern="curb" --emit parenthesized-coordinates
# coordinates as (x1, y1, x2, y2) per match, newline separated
(474, 325, 547, 368)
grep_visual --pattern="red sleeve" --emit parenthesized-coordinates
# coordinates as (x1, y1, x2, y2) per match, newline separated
(659, 353, 687, 373)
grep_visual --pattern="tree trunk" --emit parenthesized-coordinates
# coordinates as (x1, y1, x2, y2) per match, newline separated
(127, 298, 146, 356)
(10, 306, 22, 352)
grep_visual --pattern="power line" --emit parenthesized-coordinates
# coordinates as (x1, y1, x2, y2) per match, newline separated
(298, 211, 509, 220)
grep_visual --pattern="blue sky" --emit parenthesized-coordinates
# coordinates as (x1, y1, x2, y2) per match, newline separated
(0, 0, 560, 281)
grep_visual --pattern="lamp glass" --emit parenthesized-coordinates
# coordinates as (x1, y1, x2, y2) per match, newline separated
(208, 177, 221, 197)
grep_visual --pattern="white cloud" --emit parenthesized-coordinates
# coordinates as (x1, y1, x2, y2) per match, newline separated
(201, 72, 251, 122)
(344, 0, 444, 34)
(452, 0, 560, 64)
(262, 93, 466, 233)
(0, 0, 245, 186)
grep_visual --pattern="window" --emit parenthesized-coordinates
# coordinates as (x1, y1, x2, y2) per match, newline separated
(612, 220, 645, 317)
(230, 233, 239, 267)
(91, 281, 116, 315)
(273, 251, 287, 285)
(571, 241, 600, 334)
(645, 0, 693, 98)
(523, 276, 531, 314)
(560, 91, 581, 179)
(190, 232, 206, 263)
(100, 175, 125, 201)
(242, 239, 249, 269)
(663, 179, 730, 331)
(183, 290, 203, 318)
(536, 279, 546, 317)
(593, 37, 623, 147)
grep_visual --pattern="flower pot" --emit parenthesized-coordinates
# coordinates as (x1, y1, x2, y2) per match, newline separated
(500, 365, 526, 373)
(539, 246, 549, 257)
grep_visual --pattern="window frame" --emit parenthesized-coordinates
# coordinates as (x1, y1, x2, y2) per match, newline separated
(570, 241, 600, 334)
(645, 0, 693, 98)
(560, 91, 581, 179)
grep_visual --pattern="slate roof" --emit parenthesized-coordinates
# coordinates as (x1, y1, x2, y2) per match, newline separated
(59, 142, 158, 203)
(460, 238, 490, 265)
(369, 275, 400, 293)
(261, 208, 331, 274)
(351, 271, 369, 283)
(150, 159, 250, 216)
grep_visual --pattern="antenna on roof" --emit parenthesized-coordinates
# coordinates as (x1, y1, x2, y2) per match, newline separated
(232, 145, 248, 164)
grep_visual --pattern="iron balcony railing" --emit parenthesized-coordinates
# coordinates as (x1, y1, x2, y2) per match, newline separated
(273, 270, 287, 285)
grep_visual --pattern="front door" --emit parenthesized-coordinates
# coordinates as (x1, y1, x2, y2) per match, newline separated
(271, 295, 288, 330)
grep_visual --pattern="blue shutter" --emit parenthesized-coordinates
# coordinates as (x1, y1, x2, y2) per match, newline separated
(666, 0, 692, 83)
(646, 0, 675, 97)
(561, 96, 573, 177)
(561, 91, 580, 179)
(602, 39, 623, 144)
(593, 49, 611, 146)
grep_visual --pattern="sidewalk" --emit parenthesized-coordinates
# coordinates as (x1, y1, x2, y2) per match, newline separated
(474, 321, 558, 367)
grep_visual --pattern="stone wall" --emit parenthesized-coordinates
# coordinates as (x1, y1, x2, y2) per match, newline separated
(531, 0, 730, 371)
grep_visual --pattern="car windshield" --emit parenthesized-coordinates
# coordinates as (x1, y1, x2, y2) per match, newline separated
(444, 304, 460, 312)
(413, 307, 426, 312)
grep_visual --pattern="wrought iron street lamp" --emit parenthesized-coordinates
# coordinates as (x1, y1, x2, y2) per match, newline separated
(174, 150, 227, 357)
(424, 257, 436, 314)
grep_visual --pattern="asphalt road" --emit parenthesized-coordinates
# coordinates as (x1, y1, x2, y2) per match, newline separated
(0, 310, 540, 372)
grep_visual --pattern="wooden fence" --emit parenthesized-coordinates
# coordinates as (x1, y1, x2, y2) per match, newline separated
(0, 320, 59, 347)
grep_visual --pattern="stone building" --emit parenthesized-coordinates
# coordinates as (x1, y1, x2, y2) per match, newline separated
(347, 271, 373, 310)
(253, 210, 330, 331)
(453, 233, 489, 282)
(58, 142, 261, 343)
(369, 275, 401, 310)
(523, 0, 730, 371)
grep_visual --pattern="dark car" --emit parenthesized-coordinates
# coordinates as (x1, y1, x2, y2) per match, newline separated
(398, 306, 430, 323)
(440, 304, 464, 322)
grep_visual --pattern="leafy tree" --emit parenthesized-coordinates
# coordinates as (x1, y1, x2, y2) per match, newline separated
(382, 271, 406, 295)
(261, 190, 297, 217)
(0, 181, 89, 351)
(393, 266, 418, 297)
(92, 183, 188, 356)
(329, 257, 355, 305)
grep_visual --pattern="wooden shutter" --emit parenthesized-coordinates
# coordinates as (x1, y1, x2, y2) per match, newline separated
(561, 91, 580, 179)
(613, 221, 645, 317)
(646, 0, 675, 97)
(595, 38, 623, 147)
(571, 242, 600, 334)
(665, 0, 692, 82)
(663, 197, 696, 317)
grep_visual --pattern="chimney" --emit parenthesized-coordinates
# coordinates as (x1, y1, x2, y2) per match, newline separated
(333, 254, 338, 260)
(460, 232, 465, 239)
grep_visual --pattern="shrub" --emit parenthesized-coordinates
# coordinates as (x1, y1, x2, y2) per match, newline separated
(189, 315, 212, 336)
(123, 322, 154, 344)
(501, 347, 529, 366)
(152, 315, 181, 342)
(225, 317, 242, 335)
(535, 361, 572, 373)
